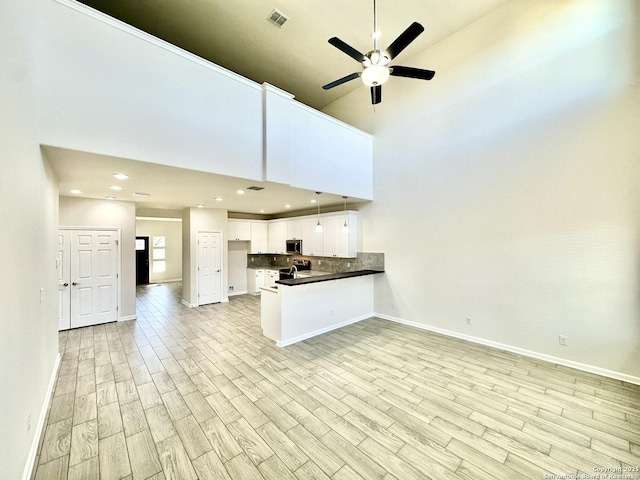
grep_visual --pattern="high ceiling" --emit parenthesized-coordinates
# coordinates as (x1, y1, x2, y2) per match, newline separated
(53, 0, 510, 215)
(77, 0, 509, 111)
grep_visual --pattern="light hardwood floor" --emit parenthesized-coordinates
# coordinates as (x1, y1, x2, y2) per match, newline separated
(33, 282, 640, 479)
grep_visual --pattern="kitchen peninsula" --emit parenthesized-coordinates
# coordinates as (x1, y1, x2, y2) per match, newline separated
(261, 269, 383, 347)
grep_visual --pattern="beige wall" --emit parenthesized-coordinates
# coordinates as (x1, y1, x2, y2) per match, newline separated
(0, 0, 60, 476)
(59, 196, 137, 320)
(136, 218, 182, 283)
(324, 0, 640, 380)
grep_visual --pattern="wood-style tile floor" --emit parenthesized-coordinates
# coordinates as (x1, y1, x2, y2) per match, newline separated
(33, 282, 640, 479)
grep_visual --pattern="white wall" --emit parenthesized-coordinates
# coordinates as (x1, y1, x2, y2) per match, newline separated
(182, 207, 229, 306)
(59, 196, 137, 320)
(136, 218, 182, 283)
(324, 0, 640, 380)
(0, 1, 60, 477)
(38, 0, 263, 181)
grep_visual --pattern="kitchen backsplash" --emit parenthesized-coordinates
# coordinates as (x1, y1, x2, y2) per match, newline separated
(247, 252, 384, 273)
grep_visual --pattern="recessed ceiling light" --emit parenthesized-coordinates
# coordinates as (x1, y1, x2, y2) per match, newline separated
(285, 204, 291, 209)
(196, 204, 205, 208)
(310, 199, 317, 203)
(236, 190, 245, 195)
(109, 185, 122, 191)
(260, 209, 265, 213)
(70, 189, 82, 194)
(215, 197, 224, 202)
(105, 196, 117, 200)
(112, 173, 129, 180)
(133, 192, 150, 197)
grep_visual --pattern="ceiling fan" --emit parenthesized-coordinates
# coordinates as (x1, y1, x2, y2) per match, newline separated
(322, 0, 435, 105)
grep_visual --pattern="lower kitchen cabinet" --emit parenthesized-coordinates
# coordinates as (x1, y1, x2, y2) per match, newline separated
(265, 269, 279, 287)
(248, 268, 265, 294)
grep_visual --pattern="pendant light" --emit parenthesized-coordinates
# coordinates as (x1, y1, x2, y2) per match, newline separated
(342, 196, 349, 233)
(315, 192, 323, 233)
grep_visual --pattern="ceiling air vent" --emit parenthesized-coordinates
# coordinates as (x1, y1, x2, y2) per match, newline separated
(267, 9, 288, 28)
(246, 186, 265, 191)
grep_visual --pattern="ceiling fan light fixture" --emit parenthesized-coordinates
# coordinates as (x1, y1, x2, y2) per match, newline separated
(362, 65, 390, 87)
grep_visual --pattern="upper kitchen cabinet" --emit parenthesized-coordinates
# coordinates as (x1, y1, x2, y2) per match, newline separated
(322, 212, 358, 258)
(250, 222, 269, 254)
(228, 220, 251, 241)
(268, 221, 287, 254)
(287, 219, 303, 240)
(263, 84, 373, 201)
(38, 1, 263, 181)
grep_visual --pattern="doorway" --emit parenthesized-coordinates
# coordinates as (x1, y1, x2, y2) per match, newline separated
(58, 228, 120, 330)
(136, 236, 150, 285)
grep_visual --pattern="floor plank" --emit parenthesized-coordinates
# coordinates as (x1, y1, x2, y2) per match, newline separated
(32, 282, 640, 480)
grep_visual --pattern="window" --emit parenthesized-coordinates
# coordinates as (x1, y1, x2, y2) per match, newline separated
(152, 236, 166, 273)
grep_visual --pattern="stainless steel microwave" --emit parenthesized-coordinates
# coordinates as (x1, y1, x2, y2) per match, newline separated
(286, 239, 302, 254)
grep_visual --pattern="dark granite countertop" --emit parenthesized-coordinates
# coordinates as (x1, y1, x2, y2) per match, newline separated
(275, 269, 384, 287)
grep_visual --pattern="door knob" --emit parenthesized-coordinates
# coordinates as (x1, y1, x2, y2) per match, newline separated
(72, 282, 79, 286)
(63, 283, 69, 287)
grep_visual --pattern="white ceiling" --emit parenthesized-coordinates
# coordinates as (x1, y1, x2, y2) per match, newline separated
(45, 146, 361, 216)
(51, 0, 510, 215)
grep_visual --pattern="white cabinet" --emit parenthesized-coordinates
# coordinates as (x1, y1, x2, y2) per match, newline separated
(248, 268, 265, 294)
(287, 220, 303, 240)
(250, 222, 269, 254)
(302, 212, 357, 258)
(228, 220, 251, 241)
(265, 269, 279, 287)
(323, 212, 357, 258)
(302, 218, 324, 256)
(268, 221, 287, 254)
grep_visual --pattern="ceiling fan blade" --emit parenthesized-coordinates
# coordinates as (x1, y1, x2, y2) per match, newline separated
(371, 85, 382, 105)
(390, 66, 436, 81)
(328, 37, 366, 63)
(386, 22, 425, 60)
(322, 72, 361, 90)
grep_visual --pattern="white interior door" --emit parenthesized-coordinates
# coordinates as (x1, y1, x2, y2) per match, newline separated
(58, 229, 119, 330)
(198, 231, 222, 305)
(57, 230, 71, 330)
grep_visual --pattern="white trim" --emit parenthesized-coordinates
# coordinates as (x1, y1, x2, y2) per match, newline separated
(52, 0, 261, 90)
(22, 353, 61, 480)
(119, 314, 137, 322)
(228, 290, 248, 297)
(277, 313, 371, 348)
(376, 313, 640, 387)
(262, 82, 295, 100)
(150, 278, 182, 284)
(135, 216, 182, 222)
(181, 299, 195, 308)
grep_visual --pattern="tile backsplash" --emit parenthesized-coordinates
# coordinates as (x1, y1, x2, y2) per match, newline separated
(247, 252, 384, 273)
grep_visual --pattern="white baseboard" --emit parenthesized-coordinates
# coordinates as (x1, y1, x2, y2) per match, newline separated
(228, 290, 248, 297)
(119, 314, 137, 322)
(181, 299, 195, 308)
(22, 352, 61, 480)
(376, 313, 640, 386)
(277, 313, 371, 348)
